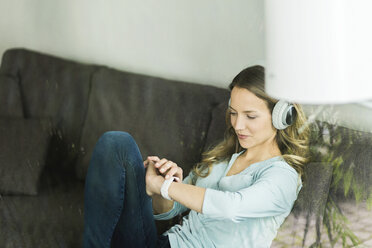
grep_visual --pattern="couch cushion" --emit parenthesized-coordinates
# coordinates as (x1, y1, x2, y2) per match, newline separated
(76, 67, 229, 180)
(292, 162, 333, 216)
(202, 100, 229, 152)
(331, 126, 372, 200)
(0, 74, 23, 117)
(0, 181, 84, 248)
(0, 48, 98, 173)
(273, 162, 333, 247)
(309, 121, 372, 201)
(0, 118, 52, 195)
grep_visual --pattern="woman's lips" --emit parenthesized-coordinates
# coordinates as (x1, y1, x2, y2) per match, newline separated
(238, 134, 250, 139)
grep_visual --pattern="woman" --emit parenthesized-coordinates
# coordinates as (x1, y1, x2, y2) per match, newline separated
(83, 65, 310, 248)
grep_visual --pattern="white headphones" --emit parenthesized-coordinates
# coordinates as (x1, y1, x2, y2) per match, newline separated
(228, 99, 297, 130)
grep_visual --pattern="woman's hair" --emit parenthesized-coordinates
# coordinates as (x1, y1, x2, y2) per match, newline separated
(191, 65, 310, 182)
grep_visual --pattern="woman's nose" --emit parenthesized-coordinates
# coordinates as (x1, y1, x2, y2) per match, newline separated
(233, 116, 245, 130)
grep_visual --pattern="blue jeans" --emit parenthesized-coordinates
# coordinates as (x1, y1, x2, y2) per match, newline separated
(83, 131, 170, 248)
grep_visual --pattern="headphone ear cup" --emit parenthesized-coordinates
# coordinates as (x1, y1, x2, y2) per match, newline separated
(286, 105, 297, 126)
(272, 100, 295, 130)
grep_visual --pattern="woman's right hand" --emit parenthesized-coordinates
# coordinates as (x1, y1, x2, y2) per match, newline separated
(144, 159, 164, 196)
(143, 156, 161, 168)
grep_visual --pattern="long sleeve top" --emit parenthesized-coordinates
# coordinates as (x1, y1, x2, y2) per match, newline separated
(154, 150, 302, 248)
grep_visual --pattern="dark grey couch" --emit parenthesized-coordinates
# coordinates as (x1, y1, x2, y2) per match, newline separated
(0, 48, 229, 248)
(1, 48, 371, 248)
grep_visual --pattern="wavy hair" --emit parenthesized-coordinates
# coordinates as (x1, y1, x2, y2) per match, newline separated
(192, 65, 310, 182)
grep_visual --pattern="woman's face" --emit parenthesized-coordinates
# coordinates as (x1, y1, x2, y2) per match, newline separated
(229, 87, 277, 150)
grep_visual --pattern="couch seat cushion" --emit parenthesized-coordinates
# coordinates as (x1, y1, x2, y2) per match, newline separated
(0, 181, 85, 248)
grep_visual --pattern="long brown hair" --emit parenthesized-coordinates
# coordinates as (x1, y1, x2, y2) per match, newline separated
(192, 65, 310, 182)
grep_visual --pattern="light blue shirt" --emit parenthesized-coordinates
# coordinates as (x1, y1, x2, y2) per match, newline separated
(154, 150, 302, 248)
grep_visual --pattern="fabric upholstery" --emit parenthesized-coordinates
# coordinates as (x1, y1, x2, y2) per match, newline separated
(0, 74, 23, 117)
(203, 100, 229, 152)
(0, 181, 84, 248)
(293, 162, 333, 216)
(274, 162, 333, 247)
(2, 48, 371, 247)
(0, 48, 98, 173)
(327, 125, 372, 199)
(75, 67, 229, 180)
(0, 118, 52, 195)
(309, 121, 372, 200)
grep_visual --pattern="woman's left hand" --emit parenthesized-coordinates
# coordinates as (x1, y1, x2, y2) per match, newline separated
(144, 156, 183, 181)
(154, 158, 183, 181)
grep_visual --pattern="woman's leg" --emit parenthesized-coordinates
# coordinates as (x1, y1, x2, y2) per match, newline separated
(83, 131, 158, 248)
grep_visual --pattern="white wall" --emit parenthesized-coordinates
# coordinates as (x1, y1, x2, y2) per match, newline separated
(1, 0, 371, 132)
(0, 0, 264, 88)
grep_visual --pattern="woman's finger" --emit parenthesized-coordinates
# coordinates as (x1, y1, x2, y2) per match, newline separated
(171, 167, 183, 181)
(165, 166, 179, 179)
(159, 161, 175, 174)
(154, 158, 168, 168)
(147, 156, 160, 162)
(146, 161, 157, 175)
(143, 159, 152, 168)
(144, 156, 160, 168)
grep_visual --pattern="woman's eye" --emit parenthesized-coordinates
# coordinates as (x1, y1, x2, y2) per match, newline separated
(229, 112, 256, 119)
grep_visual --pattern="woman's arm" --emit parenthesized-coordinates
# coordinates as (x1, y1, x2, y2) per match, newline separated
(147, 158, 300, 221)
(144, 156, 176, 214)
(145, 157, 205, 214)
(146, 169, 206, 214)
(144, 158, 174, 214)
(168, 181, 206, 213)
(200, 164, 300, 221)
(151, 188, 174, 214)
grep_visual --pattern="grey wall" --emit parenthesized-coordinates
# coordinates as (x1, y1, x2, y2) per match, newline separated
(0, 0, 264, 88)
(1, 0, 371, 132)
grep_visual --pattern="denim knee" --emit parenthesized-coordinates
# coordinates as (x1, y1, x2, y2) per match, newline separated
(96, 131, 142, 168)
(98, 131, 134, 147)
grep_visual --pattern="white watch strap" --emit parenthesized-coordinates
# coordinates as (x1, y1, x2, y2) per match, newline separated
(160, 176, 179, 200)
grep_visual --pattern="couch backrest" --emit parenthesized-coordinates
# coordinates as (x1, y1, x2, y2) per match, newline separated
(5, 48, 369, 204)
(75, 67, 229, 180)
(0, 74, 23, 118)
(0, 48, 98, 174)
(309, 121, 372, 201)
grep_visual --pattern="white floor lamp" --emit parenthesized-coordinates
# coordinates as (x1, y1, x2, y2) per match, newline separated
(264, 0, 372, 104)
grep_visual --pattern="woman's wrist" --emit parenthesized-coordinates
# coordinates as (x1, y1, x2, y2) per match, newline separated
(151, 191, 175, 214)
(153, 176, 165, 195)
(146, 175, 165, 196)
(160, 176, 176, 200)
